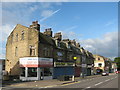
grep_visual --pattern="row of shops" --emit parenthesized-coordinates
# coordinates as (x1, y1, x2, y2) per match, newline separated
(19, 57, 93, 81)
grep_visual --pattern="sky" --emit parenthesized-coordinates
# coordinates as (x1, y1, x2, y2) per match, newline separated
(0, 1, 118, 60)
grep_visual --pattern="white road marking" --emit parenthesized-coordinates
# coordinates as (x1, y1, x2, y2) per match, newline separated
(86, 86, 91, 88)
(94, 82, 103, 86)
(105, 79, 110, 82)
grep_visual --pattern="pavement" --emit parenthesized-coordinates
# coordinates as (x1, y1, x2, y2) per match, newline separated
(1, 73, 115, 89)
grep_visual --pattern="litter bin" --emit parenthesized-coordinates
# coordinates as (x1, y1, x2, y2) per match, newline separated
(58, 75, 70, 81)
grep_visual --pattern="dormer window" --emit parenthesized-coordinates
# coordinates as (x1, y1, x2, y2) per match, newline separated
(21, 31, 24, 40)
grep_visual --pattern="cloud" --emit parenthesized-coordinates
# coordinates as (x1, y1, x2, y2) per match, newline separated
(41, 10, 54, 18)
(79, 31, 118, 60)
(105, 22, 114, 26)
(1, 2, 62, 59)
(64, 26, 78, 31)
(2, 3, 35, 26)
(2, 2, 62, 25)
(40, 9, 60, 22)
(105, 19, 117, 27)
(0, 53, 5, 59)
(0, 24, 14, 59)
(1, 24, 14, 42)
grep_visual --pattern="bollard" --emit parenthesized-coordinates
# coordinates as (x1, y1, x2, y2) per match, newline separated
(72, 75, 75, 81)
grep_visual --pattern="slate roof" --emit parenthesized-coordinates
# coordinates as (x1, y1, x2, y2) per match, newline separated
(39, 32, 55, 46)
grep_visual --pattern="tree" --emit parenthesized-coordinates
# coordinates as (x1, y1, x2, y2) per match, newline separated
(114, 57, 120, 70)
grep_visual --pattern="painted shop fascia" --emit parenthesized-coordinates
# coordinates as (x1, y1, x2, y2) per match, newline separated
(19, 57, 53, 81)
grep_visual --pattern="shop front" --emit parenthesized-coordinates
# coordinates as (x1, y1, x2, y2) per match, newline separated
(53, 62, 75, 79)
(19, 57, 53, 81)
(86, 64, 93, 76)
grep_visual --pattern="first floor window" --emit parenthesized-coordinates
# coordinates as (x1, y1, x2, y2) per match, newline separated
(43, 47, 50, 57)
(16, 33, 18, 42)
(21, 31, 24, 40)
(15, 47, 18, 56)
(30, 46, 36, 56)
(98, 63, 102, 67)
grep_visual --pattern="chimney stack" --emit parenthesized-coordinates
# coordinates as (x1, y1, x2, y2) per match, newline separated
(54, 32, 62, 41)
(76, 43, 80, 47)
(70, 39, 76, 46)
(44, 28, 53, 37)
(30, 21, 40, 31)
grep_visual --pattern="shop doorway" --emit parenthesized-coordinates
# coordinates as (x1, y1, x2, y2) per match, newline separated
(40, 68, 53, 80)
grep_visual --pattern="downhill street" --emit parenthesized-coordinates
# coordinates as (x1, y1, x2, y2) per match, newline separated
(53, 74, 118, 89)
(2, 74, 119, 90)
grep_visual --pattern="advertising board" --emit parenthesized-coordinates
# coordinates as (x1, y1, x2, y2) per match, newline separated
(19, 57, 53, 67)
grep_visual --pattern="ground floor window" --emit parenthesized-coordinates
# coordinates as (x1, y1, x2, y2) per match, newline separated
(44, 68, 52, 76)
(21, 67, 25, 77)
(28, 67, 37, 77)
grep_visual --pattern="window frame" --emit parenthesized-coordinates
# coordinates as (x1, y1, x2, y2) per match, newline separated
(21, 31, 24, 40)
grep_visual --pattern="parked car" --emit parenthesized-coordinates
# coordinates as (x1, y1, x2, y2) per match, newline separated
(115, 71, 120, 74)
(101, 72, 109, 76)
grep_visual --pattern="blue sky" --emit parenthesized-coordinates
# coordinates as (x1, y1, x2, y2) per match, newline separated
(1, 2, 118, 60)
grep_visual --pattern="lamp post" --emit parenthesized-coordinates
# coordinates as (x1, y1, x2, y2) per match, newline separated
(72, 56, 77, 81)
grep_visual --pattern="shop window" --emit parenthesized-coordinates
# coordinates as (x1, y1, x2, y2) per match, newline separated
(21, 31, 24, 40)
(16, 33, 18, 42)
(28, 67, 37, 77)
(21, 67, 25, 77)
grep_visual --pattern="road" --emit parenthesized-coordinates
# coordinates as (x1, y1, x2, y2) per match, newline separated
(1, 74, 119, 90)
(53, 74, 118, 89)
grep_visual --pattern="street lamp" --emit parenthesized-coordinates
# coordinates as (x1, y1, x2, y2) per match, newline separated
(72, 56, 77, 81)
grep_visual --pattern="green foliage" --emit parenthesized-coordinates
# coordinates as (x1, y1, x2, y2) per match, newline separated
(114, 57, 120, 69)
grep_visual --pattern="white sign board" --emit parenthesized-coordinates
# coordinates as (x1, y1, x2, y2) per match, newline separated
(19, 57, 53, 67)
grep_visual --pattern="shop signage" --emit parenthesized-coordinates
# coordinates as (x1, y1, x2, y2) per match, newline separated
(87, 65, 92, 68)
(54, 62, 75, 67)
(19, 57, 38, 67)
(19, 57, 53, 67)
(38, 58, 53, 67)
